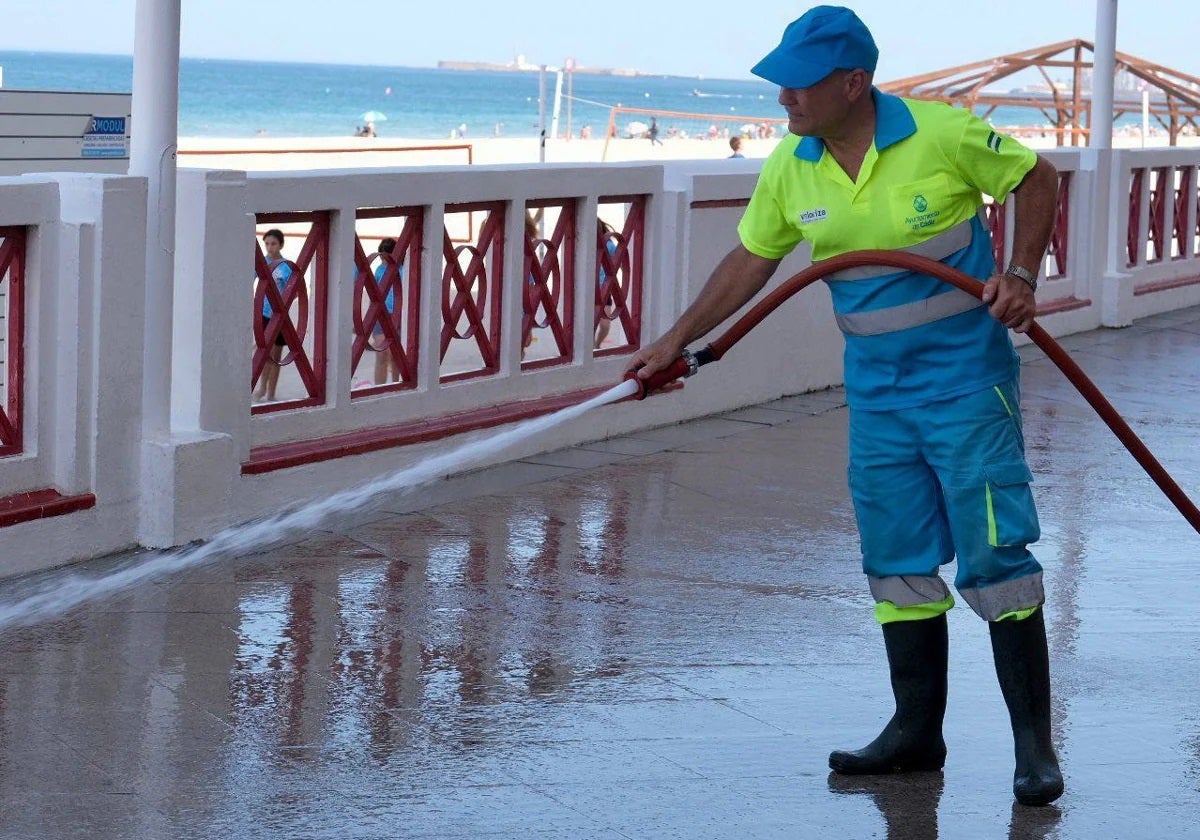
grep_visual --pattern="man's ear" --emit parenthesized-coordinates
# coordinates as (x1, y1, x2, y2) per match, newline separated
(846, 70, 871, 102)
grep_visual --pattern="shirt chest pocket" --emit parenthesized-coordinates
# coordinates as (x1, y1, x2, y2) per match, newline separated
(888, 174, 953, 240)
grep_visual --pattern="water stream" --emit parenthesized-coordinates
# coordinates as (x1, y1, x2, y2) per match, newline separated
(0, 379, 640, 630)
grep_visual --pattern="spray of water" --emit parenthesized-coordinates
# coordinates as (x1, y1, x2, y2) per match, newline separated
(0, 380, 640, 631)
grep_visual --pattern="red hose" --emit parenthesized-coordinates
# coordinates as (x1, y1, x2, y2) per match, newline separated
(691, 249, 1200, 535)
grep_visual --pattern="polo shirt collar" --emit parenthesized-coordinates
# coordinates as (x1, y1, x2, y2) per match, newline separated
(793, 87, 916, 161)
(872, 88, 916, 151)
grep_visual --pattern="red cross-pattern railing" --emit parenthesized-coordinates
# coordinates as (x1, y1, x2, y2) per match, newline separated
(1195, 175, 1200, 256)
(1045, 172, 1071, 280)
(1173, 166, 1194, 261)
(1190, 174, 1200, 255)
(1146, 166, 1171, 264)
(522, 200, 576, 370)
(595, 195, 646, 357)
(984, 199, 1007, 271)
(352, 208, 423, 397)
(441, 202, 504, 383)
(1127, 168, 1145, 268)
(252, 213, 329, 414)
(0, 227, 25, 457)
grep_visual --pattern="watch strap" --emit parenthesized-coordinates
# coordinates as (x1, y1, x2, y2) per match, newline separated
(1004, 263, 1038, 292)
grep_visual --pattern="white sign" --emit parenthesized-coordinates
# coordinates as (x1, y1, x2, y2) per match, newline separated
(81, 115, 128, 159)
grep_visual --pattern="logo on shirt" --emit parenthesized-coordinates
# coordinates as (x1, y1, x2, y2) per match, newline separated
(986, 130, 1002, 153)
(798, 207, 828, 224)
(905, 195, 940, 231)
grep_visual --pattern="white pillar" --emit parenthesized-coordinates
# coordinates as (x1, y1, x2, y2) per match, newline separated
(550, 70, 564, 141)
(130, 0, 181, 440)
(1141, 89, 1149, 147)
(538, 66, 547, 163)
(1091, 0, 1117, 151)
(1090, 0, 1132, 326)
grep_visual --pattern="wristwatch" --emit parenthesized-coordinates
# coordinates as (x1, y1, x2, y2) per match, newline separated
(1004, 263, 1038, 293)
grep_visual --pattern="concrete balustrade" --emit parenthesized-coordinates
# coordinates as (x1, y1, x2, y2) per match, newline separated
(0, 147, 1198, 577)
(0, 174, 147, 575)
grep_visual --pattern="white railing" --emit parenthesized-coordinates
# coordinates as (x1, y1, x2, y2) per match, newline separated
(0, 175, 149, 576)
(1112, 149, 1200, 320)
(2, 146, 1200, 576)
(165, 161, 848, 537)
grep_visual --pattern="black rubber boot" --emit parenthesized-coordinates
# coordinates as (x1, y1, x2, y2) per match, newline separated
(989, 608, 1064, 807)
(829, 613, 948, 774)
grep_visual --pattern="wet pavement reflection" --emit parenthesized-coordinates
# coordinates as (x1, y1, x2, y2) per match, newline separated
(4, 308, 1200, 837)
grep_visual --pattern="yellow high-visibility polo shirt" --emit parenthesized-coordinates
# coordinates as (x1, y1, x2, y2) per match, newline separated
(738, 90, 1038, 410)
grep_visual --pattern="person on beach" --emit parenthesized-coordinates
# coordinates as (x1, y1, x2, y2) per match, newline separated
(626, 5, 1063, 807)
(648, 117, 662, 145)
(370, 237, 402, 385)
(253, 229, 292, 403)
(522, 213, 541, 360)
(728, 136, 745, 158)
(594, 220, 620, 349)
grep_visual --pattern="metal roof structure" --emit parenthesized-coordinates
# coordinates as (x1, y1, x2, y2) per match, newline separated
(879, 39, 1200, 146)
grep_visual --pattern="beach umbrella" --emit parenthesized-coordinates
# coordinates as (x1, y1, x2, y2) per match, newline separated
(625, 120, 648, 138)
(360, 111, 388, 123)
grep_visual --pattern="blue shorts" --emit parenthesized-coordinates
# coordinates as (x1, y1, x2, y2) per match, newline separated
(848, 377, 1044, 622)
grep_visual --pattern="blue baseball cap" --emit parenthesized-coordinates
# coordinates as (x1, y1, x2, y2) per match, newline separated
(751, 6, 878, 89)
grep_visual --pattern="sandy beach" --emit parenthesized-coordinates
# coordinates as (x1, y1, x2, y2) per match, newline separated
(179, 130, 1200, 172)
(178, 134, 776, 171)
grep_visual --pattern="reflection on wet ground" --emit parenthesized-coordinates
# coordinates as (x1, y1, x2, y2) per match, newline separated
(4, 308, 1200, 838)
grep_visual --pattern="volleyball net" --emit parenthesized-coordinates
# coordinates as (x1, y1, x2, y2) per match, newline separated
(600, 106, 788, 161)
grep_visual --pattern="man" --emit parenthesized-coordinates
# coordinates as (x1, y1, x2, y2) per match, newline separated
(728, 136, 745, 158)
(627, 6, 1063, 807)
(648, 116, 663, 146)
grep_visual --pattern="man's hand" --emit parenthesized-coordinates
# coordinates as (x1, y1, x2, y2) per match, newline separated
(624, 331, 686, 380)
(981, 273, 1037, 334)
(621, 245, 779, 384)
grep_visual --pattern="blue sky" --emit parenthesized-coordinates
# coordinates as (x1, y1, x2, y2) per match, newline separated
(2, 0, 1195, 82)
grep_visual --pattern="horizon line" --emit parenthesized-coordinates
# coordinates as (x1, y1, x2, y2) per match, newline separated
(0, 47, 763, 85)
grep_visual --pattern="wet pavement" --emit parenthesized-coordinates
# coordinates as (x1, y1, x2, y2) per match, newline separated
(5, 308, 1200, 839)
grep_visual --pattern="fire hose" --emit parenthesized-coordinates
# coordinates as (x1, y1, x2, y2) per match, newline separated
(625, 249, 1200, 535)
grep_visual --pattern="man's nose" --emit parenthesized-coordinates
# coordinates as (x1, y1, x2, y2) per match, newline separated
(778, 87, 799, 105)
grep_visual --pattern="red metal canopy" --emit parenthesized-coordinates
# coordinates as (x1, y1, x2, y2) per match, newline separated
(879, 39, 1200, 146)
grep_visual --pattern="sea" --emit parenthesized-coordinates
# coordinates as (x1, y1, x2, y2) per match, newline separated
(0, 50, 1085, 141)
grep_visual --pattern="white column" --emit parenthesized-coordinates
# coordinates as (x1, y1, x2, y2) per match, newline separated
(130, 0, 181, 440)
(1091, 0, 1118, 152)
(550, 70, 564, 142)
(538, 66, 547, 163)
(1090, 0, 1132, 326)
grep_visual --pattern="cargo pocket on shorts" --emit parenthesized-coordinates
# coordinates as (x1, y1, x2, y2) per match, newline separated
(982, 461, 1040, 547)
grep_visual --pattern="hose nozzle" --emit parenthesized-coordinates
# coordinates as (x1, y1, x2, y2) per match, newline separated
(624, 349, 705, 400)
